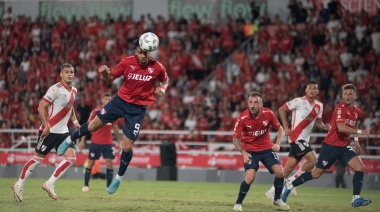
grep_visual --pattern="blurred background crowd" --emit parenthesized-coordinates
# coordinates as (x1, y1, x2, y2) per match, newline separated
(0, 0, 379, 154)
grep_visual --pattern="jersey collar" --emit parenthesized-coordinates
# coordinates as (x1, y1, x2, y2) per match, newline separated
(60, 80, 72, 91)
(305, 95, 315, 105)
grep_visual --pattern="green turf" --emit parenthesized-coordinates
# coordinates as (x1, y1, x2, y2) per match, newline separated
(1, 178, 379, 211)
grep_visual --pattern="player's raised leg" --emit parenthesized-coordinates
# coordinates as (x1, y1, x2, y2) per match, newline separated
(58, 116, 106, 155)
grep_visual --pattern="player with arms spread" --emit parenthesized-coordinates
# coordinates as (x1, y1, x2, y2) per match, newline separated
(266, 81, 330, 201)
(79, 93, 121, 192)
(57, 38, 169, 194)
(232, 92, 289, 211)
(282, 84, 372, 208)
(12, 63, 80, 202)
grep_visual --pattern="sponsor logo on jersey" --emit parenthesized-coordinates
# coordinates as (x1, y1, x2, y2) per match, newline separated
(248, 129, 267, 136)
(127, 73, 153, 81)
(345, 119, 356, 126)
(247, 125, 252, 128)
(130, 65, 136, 70)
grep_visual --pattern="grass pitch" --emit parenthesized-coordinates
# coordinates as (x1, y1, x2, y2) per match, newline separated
(1, 178, 379, 211)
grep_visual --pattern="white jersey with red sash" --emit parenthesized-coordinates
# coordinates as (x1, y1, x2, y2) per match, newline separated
(39, 81, 77, 133)
(286, 96, 323, 143)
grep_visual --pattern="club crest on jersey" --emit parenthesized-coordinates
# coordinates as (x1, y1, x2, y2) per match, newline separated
(322, 160, 328, 166)
(148, 67, 154, 74)
(90, 153, 95, 158)
(100, 108, 106, 115)
(262, 120, 268, 126)
(41, 145, 47, 152)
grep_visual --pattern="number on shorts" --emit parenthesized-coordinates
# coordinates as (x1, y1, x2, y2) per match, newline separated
(133, 123, 141, 136)
(296, 140, 306, 151)
(347, 146, 356, 153)
(36, 137, 43, 150)
(272, 152, 279, 160)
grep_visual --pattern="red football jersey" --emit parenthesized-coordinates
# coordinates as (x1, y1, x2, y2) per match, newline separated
(233, 108, 281, 152)
(111, 55, 168, 105)
(88, 105, 116, 145)
(323, 102, 362, 147)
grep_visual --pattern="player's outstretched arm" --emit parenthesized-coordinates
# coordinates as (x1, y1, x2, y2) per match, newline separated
(98, 65, 115, 83)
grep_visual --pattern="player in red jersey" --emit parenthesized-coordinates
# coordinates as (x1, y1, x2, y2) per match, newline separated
(57, 37, 169, 194)
(233, 92, 290, 211)
(12, 63, 80, 202)
(78, 93, 121, 192)
(282, 84, 372, 208)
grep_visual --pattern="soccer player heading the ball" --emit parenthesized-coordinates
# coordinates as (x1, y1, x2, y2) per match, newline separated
(58, 33, 169, 194)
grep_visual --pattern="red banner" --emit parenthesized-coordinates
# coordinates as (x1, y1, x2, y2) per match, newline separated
(1, 152, 380, 173)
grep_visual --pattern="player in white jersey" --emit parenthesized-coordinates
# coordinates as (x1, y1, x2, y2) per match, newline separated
(12, 63, 80, 202)
(266, 81, 330, 202)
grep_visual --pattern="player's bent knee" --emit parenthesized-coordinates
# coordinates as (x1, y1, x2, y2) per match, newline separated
(311, 171, 322, 179)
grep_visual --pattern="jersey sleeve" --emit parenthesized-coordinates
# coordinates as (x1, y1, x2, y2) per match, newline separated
(269, 111, 281, 130)
(157, 62, 168, 82)
(232, 115, 244, 138)
(317, 103, 323, 119)
(335, 105, 346, 123)
(286, 97, 301, 111)
(111, 58, 127, 78)
(43, 85, 59, 103)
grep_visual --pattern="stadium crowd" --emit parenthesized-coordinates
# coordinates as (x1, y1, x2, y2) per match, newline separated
(0, 1, 379, 155)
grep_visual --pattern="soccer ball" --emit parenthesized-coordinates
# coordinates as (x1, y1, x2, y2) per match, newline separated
(139, 32, 159, 52)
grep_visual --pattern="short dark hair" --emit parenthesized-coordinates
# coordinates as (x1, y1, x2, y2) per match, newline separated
(342, 84, 357, 93)
(307, 81, 318, 85)
(102, 93, 112, 98)
(249, 91, 262, 98)
(133, 39, 140, 50)
(60, 63, 74, 72)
